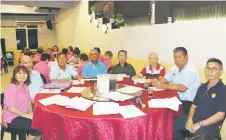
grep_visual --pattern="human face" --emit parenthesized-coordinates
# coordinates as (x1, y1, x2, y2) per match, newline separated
(57, 54, 67, 67)
(47, 49, 53, 55)
(53, 47, 58, 52)
(205, 62, 222, 81)
(104, 54, 111, 60)
(174, 51, 188, 69)
(21, 56, 33, 70)
(118, 52, 127, 63)
(149, 53, 158, 66)
(15, 69, 28, 83)
(90, 50, 99, 62)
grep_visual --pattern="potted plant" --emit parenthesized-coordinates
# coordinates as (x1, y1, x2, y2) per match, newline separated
(113, 14, 124, 27)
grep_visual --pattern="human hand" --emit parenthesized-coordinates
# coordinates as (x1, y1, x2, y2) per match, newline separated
(190, 123, 201, 134)
(185, 118, 193, 132)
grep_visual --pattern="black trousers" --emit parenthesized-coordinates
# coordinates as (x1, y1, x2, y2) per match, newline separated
(8, 117, 41, 136)
(174, 115, 220, 140)
(182, 101, 193, 115)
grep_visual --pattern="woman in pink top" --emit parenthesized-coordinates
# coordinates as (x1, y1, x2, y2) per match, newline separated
(103, 51, 113, 70)
(34, 53, 51, 83)
(77, 53, 88, 75)
(33, 47, 43, 63)
(53, 45, 59, 57)
(3, 65, 41, 139)
(67, 46, 73, 60)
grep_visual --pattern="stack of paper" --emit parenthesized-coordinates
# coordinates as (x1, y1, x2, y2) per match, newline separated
(67, 87, 86, 93)
(133, 78, 147, 84)
(39, 89, 61, 93)
(93, 102, 119, 115)
(119, 105, 146, 118)
(148, 87, 165, 91)
(117, 86, 144, 94)
(39, 95, 64, 106)
(101, 92, 134, 101)
(148, 96, 182, 111)
(65, 97, 95, 111)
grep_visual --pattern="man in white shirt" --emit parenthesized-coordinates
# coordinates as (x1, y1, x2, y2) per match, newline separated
(152, 47, 201, 114)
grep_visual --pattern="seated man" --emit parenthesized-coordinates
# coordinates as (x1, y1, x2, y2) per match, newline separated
(111, 50, 136, 77)
(152, 47, 201, 114)
(50, 53, 81, 82)
(82, 49, 107, 78)
(174, 58, 226, 140)
(20, 55, 43, 99)
(136, 52, 165, 79)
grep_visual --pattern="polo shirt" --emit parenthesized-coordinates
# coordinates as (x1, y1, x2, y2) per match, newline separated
(50, 64, 77, 80)
(82, 60, 107, 78)
(193, 80, 226, 125)
(29, 70, 43, 99)
(165, 63, 201, 101)
(111, 62, 136, 77)
(140, 63, 165, 79)
(34, 61, 51, 82)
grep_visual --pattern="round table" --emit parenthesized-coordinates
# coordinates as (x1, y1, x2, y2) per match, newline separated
(32, 78, 181, 140)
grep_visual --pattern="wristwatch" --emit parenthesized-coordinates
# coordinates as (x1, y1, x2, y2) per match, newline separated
(199, 121, 204, 127)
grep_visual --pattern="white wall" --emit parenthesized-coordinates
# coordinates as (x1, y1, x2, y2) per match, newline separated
(56, 1, 226, 69)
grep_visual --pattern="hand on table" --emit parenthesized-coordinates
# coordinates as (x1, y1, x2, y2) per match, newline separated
(190, 123, 201, 134)
(152, 79, 162, 89)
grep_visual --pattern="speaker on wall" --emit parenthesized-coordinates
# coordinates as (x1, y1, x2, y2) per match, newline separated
(46, 20, 53, 30)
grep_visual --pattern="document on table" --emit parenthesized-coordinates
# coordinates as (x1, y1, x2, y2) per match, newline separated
(38, 95, 65, 106)
(119, 105, 146, 118)
(39, 88, 61, 93)
(65, 97, 95, 111)
(148, 96, 182, 111)
(93, 102, 119, 115)
(67, 87, 86, 93)
(148, 87, 165, 91)
(117, 86, 144, 94)
(101, 92, 134, 101)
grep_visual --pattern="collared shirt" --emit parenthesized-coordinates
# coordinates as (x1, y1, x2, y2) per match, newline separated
(33, 54, 41, 62)
(140, 63, 165, 79)
(165, 63, 201, 101)
(103, 59, 113, 70)
(50, 64, 77, 80)
(111, 62, 136, 77)
(77, 61, 88, 75)
(34, 61, 51, 82)
(3, 84, 31, 125)
(98, 54, 105, 62)
(28, 70, 43, 99)
(82, 60, 107, 78)
(193, 80, 226, 125)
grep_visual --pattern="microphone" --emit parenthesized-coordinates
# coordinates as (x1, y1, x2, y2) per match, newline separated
(135, 97, 146, 108)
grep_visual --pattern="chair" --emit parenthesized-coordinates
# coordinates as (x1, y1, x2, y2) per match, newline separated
(1, 93, 27, 140)
(40, 73, 47, 84)
(1, 57, 8, 73)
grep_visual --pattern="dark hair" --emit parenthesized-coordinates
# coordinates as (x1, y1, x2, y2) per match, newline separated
(73, 48, 80, 55)
(11, 65, 31, 85)
(57, 52, 67, 59)
(93, 47, 101, 54)
(47, 48, 53, 51)
(118, 50, 127, 55)
(41, 53, 51, 61)
(80, 53, 88, 61)
(105, 51, 113, 58)
(207, 58, 223, 69)
(74, 47, 79, 51)
(25, 48, 30, 52)
(68, 46, 73, 51)
(53, 45, 59, 51)
(173, 47, 188, 56)
(62, 48, 68, 54)
(37, 47, 43, 54)
(24, 51, 32, 56)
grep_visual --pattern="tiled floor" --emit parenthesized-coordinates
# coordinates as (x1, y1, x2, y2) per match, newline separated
(1, 66, 226, 140)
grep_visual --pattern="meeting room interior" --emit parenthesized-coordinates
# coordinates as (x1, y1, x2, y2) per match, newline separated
(1, 1, 226, 140)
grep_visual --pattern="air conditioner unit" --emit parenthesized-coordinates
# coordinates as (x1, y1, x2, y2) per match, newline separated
(16, 21, 46, 26)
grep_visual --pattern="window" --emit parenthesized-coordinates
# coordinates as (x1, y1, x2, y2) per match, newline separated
(16, 27, 38, 50)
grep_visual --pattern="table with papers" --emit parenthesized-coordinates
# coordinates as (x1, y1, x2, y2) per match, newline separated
(32, 78, 182, 140)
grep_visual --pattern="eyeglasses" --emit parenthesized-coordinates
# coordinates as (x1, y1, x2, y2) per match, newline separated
(205, 67, 221, 72)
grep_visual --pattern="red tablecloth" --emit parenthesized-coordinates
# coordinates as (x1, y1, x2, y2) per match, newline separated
(32, 78, 181, 140)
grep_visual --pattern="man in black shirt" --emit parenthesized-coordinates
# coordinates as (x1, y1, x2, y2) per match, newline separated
(174, 58, 226, 140)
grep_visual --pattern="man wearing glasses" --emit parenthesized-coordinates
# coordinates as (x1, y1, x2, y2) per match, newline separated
(174, 58, 226, 140)
(152, 47, 201, 115)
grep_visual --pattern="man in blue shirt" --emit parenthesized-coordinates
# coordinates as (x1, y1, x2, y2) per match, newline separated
(50, 53, 81, 82)
(152, 47, 201, 115)
(82, 49, 107, 78)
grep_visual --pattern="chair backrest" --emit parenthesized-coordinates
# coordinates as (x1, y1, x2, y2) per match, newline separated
(40, 73, 47, 84)
(185, 134, 205, 140)
(1, 93, 4, 108)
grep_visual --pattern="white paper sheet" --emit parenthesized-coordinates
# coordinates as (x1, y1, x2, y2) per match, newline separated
(119, 105, 146, 118)
(101, 92, 134, 101)
(65, 97, 95, 111)
(117, 86, 144, 94)
(38, 95, 64, 106)
(67, 87, 86, 93)
(39, 89, 61, 93)
(148, 87, 165, 91)
(148, 96, 182, 111)
(93, 102, 119, 115)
